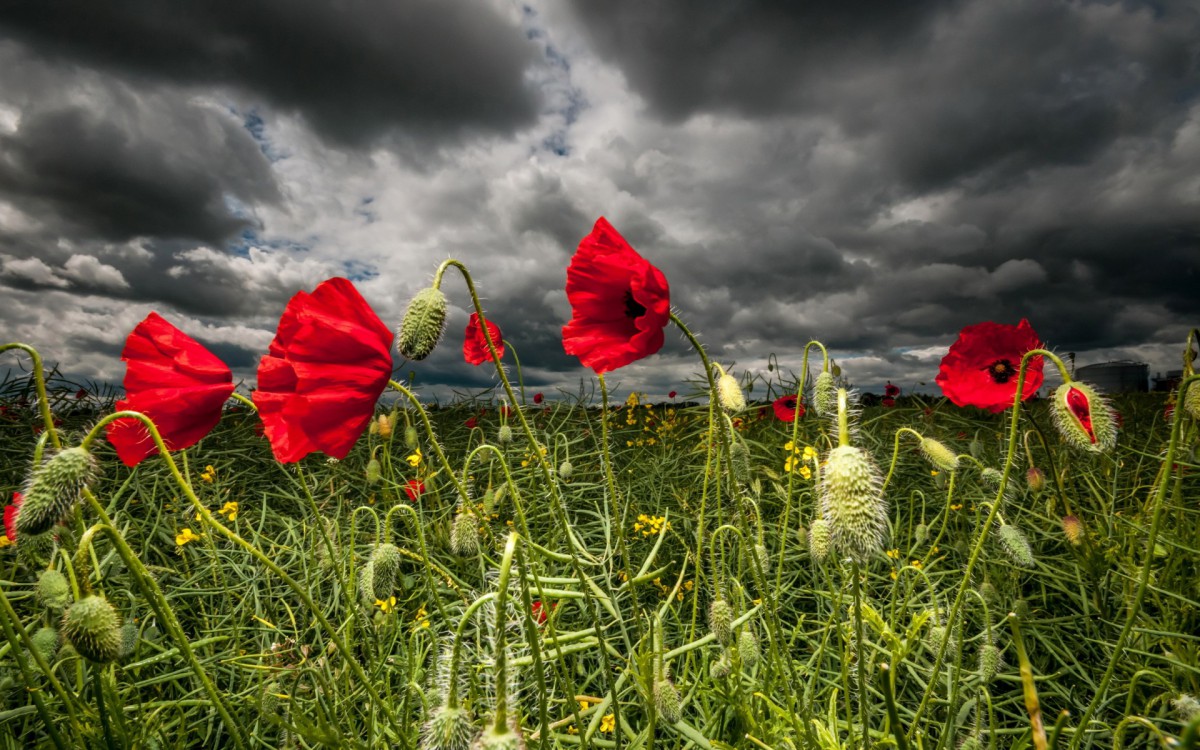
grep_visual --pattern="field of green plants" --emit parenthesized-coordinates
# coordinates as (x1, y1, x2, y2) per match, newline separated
(1, 230, 1199, 750)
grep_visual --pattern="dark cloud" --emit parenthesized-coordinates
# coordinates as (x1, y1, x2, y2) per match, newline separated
(0, 0, 541, 148)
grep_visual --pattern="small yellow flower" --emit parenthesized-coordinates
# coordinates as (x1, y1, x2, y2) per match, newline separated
(911, 560, 923, 569)
(414, 606, 430, 629)
(176, 528, 202, 546)
(375, 596, 397, 614)
(219, 501, 239, 521)
(578, 699, 594, 712)
(0, 537, 14, 549)
(886, 548, 900, 559)
(799, 466, 812, 480)
(200, 465, 216, 483)
(803, 446, 817, 460)
(950, 503, 963, 511)
(406, 449, 422, 467)
(889, 570, 898, 580)
(930, 470, 940, 476)
(600, 713, 615, 733)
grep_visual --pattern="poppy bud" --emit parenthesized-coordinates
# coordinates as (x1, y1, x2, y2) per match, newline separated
(450, 512, 479, 556)
(36, 568, 71, 611)
(809, 518, 832, 562)
(1061, 515, 1084, 546)
(926, 623, 955, 654)
(365, 458, 382, 485)
(979, 581, 997, 602)
(405, 425, 419, 450)
(377, 414, 393, 439)
(737, 629, 760, 667)
(1172, 695, 1200, 722)
(979, 467, 1003, 489)
(260, 682, 283, 718)
(813, 371, 836, 417)
(1184, 382, 1200, 422)
(422, 702, 476, 750)
(709, 598, 733, 645)
(17, 447, 97, 537)
(368, 543, 402, 599)
(18, 531, 55, 568)
(996, 524, 1035, 568)
(754, 543, 770, 575)
(471, 726, 524, 750)
(558, 459, 574, 481)
(818, 446, 887, 562)
(61, 595, 123, 664)
(654, 677, 682, 724)
(357, 561, 376, 607)
(1013, 599, 1031, 620)
(118, 622, 139, 660)
(397, 287, 448, 361)
(29, 625, 59, 663)
(716, 369, 745, 413)
(914, 522, 928, 545)
(730, 440, 750, 485)
(1051, 382, 1117, 453)
(1025, 467, 1045, 494)
(497, 425, 513, 445)
(978, 642, 1003, 683)
(919, 437, 959, 472)
(960, 737, 983, 750)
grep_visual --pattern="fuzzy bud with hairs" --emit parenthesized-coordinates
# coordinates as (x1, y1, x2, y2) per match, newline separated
(398, 287, 448, 361)
(1051, 382, 1117, 453)
(709, 598, 734, 645)
(978, 642, 1003, 683)
(368, 543, 402, 599)
(920, 438, 959, 472)
(715, 365, 746, 413)
(17, 447, 97, 537)
(738, 629, 760, 667)
(997, 524, 1035, 568)
(808, 518, 832, 562)
(61, 595, 123, 664)
(654, 677, 682, 724)
(36, 568, 71, 611)
(818, 445, 888, 562)
(450, 512, 480, 556)
(422, 702, 476, 750)
(813, 371, 836, 417)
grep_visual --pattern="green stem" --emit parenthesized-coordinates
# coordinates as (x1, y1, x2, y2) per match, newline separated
(0, 343, 63, 450)
(492, 533, 519, 732)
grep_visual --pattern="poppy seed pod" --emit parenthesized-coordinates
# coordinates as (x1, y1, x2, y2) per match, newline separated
(36, 568, 71, 611)
(709, 598, 734, 645)
(557, 459, 574, 481)
(813, 371, 837, 417)
(920, 438, 959, 472)
(61, 595, 123, 664)
(450, 512, 480, 556)
(996, 524, 1035, 568)
(365, 458, 382, 485)
(17, 447, 97, 537)
(710, 649, 733, 679)
(497, 425, 513, 445)
(654, 677, 682, 724)
(808, 518, 832, 562)
(1051, 382, 1117, 453)
(422, 702, 476, 750)
(818, 445, 887, 562)
(398, 287, 448, 361)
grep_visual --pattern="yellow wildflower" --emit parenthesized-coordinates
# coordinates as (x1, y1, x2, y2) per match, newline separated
(219, 501, 239, 521)
(375, 596, 397, 614)
(0, 537, 14, 549)
(886, 548, 900, 559)
(950, 503, 963, 511)
(414, 606, 430, 629)
(200, 465, 216, 483)
(176, 528, 202, 546)
(600, 713, 615, 733)
(406, 449, 422, 467)
(911, 560, 923, 569)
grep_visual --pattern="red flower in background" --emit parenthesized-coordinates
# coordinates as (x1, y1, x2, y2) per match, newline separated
(4, 493, 22, 542)
(884, 382, 900, 398)
(74, 388, 88, 400)
(562, 217, 671, 373)
(936, 319, 1044, 413)
(404, 479, 425, 501)
(465, 416, 479, 429)
(881, 397, 896, 408)
(254, 278, 394, 463)
(105, 313, 235, 466)
(773, 395, 805, 422)
(463, 312, 504, 366)
(531, 600, 557, 625)
(668, 391, 677, 399)
(533, 392, 544, 404)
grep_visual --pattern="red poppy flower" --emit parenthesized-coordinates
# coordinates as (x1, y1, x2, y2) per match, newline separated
(884, 382, 900, 398)
(773, 395, 805, 422)
(881, 397, 896, 408)
(562, 217, 671, 373)
(531, 600, 557, 625)
(935, 319, 1044, 413)
(668, 391, 677, 399)
(404, 479, 425, 501)
(463, 312, 504, 366)
(105, 312, 235, 466)
(500, 405, 514, 418)
(74, 388, 88, 400)
(254, 278, 394, 463)
(533, 392, 544, 405)
(4, 493, 22, 542)
(465, 416, 479, 429)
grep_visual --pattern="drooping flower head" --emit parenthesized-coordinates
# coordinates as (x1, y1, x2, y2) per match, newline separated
(884, 382, 901, 398)
(936, 319, 1044, 413)
(562, 217, 670, 373)
(463, 312, 504, 366)
(105, 313, 235, 466)
(773, 395, 805, 422)
(254, 278, 394, 463)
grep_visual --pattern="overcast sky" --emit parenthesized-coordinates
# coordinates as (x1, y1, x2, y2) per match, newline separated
(1, 0, 1198, 404)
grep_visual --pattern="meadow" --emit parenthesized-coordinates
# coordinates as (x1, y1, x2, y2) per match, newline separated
(1, 229, 1198, 750)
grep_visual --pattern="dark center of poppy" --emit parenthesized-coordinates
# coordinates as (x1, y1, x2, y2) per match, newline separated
(783, 397, 796, 409)
(986, 359, 1015, 384)
(624, 290, 646, 320)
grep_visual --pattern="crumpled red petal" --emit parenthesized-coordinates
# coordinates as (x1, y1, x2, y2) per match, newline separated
(463, 312, 504, 366)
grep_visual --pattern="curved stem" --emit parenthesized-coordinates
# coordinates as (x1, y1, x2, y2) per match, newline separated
(229, 392, 257, 411)
(881, 427, 925, 494)
(503, 339, 527, 405)
(0, 343, 62, 450)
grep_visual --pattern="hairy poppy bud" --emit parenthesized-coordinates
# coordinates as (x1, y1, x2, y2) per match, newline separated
(920, 438, 959, 472)
(17, 447, 97, 537)
(1025, 467, 1045, 494)
(914, 522, 929, 545)
(754, 543, 770, 575)
(1051, 382, 1117, 453)
(118, 622, 139, 660)
(809, 518, 832, 562)
(422, 702, 476, 750)
(29, 625, 59, 663)
(377, 414, 393, 439)
(61, 595, 122, 664)
(471, 725, 524, 750)
(1061, 515, 1084, 546)
(818, 446, 887, 562)
(716, 368, 745, 413)
(813, 371, 836, 417)
(654, 677, 682, 724)
(365, 458, 382, 485)
(738, 629, 760, 667)
(997, 524, 1035, 568)
(405, 425, 419, 450)
(558, 459, 574, 481)
(978, 642, 1003, 683)
(368, 543, 402, 599)
(709, 598, 734, 645)
(450, 512, 479, 556)
(497, 425, 513, 445)
(710, 649, 733, 679)
(397, 287, 448, 361)
(36, 568, 71, 611)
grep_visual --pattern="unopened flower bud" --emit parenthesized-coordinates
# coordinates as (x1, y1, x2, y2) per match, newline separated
(738, 629, 760, 667)
(654, 677, 682, 724)
(368, 543, 402, 599)
(365, 458, 382, 485)
(377, 414, 393, 439)
(1051, 382, 1117, 453)
(716, 368, 746, 413)
(497, 425, 513, 445)
(405, 425, 419, 450)
(997, 524, 1035, 568)
(36, 568, 71, 610)
(920, 438, 959, 472)
(17, 447, 97, 537)
(1061, 515, 1084, 546)
(558, 460, 574, 481)
(29, 625, 59, 663)
(978, 642, 1003, 683)
(61, 595, 122, 664)
(914, 522, 928, 546)
(397, 286, 448, 361)
(809, 518, 831, 562)
(818, 446, 887, 562)
(450, 512, 480, 556)
(710, 649, 733, 679)
(813, 371, 836, 417)
(709, 598, 734, 645)
(422, 702, 476, 750)
(1025, 467, 1045, 494)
